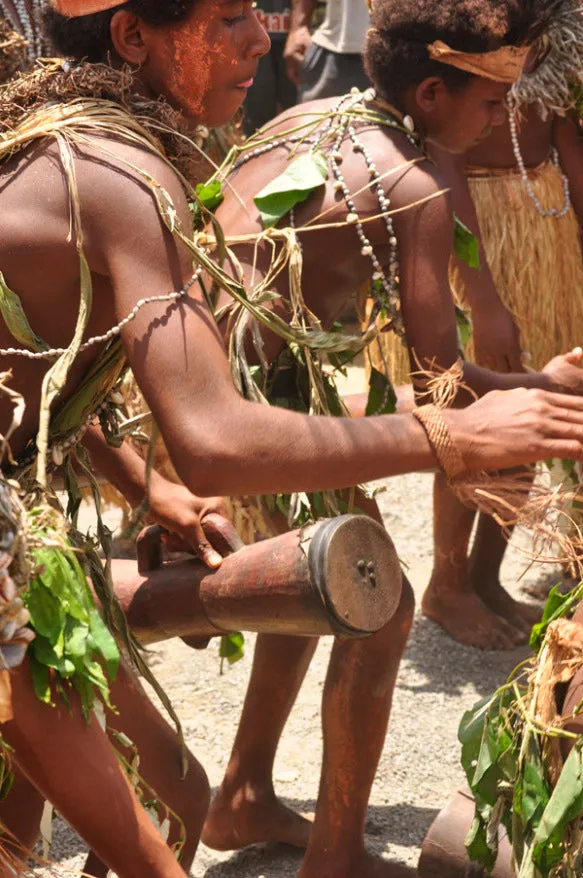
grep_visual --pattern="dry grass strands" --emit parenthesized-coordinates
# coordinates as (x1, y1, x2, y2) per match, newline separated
(533, 618, 583, 785)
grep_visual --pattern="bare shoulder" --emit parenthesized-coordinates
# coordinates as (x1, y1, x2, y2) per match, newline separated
(71, 133, 190, 222)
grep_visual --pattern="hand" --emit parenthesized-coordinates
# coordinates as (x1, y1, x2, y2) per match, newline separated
(147, 480, 229, 569)
(443, 386, 583, 471)
(284, 25, 312, 84)
(471, 303, 523, 372)
(542, 348, 583, 395)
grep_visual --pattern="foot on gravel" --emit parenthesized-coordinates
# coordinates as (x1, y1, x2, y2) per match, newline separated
(298, 850, 416, 878)
(201, 782, 312, 851)
(472, 573, 541, 633)
(422, 576, 527, 649)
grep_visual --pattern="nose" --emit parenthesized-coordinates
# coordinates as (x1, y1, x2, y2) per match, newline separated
(247, 9, 271, 59)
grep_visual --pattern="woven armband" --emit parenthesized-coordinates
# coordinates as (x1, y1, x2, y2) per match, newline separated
(412, 405, 466, 480)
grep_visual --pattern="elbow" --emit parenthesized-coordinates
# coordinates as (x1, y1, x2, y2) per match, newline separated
(168, 433, 244, 497)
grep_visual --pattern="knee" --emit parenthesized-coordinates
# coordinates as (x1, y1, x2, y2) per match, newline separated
(184, 755, 211, 828)
(394, 574, 415, 634)
(364, 574, 414, 657)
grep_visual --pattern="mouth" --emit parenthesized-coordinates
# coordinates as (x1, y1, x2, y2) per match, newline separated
(235, 77, 254, 89)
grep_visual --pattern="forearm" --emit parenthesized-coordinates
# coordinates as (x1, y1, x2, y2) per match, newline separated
(168, 398, 437, 497)
(82, 425, 165, 508)
(463, 362, 550, 397)
(290, 0, 316, 29)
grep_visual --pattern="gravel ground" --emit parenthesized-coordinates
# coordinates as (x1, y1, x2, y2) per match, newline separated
(34, 466, 560, 878)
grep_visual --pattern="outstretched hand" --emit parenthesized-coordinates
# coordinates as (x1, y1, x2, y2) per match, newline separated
(443, 384, 583, 472)
(542, 347, 583, 395)
(147, 481, 230, 569)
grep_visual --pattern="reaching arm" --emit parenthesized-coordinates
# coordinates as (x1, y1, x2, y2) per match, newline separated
(553, 114, 583, 235)
(284, 0, 317, 84)
(82, 425, 226, 567)
(429, 146, 523, 372)
(394, 162, 583, 402)
(79, 140, 583, 495)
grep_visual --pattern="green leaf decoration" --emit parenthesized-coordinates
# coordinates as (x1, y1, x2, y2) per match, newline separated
(196, 180, 224, 212)
(30, 656, 52, 705)
(529, 583, 576, 652)
(455, 304, 473, 352)
(0, 271, 49, 352)
(365, 367, 397, 417)
(454, 215, 480, 270)
(532, 742, 583, 861)
(219, 632, 245, 671)
(25, 535, 120, 718)
(254, 149, 328, 228)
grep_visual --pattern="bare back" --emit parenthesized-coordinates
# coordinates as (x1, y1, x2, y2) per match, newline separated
(214, 96, 452, 364)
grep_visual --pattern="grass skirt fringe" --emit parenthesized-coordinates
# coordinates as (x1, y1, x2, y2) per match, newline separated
(365, 158, 583, 382)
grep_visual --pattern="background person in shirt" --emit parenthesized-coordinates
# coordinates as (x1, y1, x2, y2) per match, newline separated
(285, 0, 370, 101)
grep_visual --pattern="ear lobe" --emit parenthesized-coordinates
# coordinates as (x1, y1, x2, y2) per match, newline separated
(110, 10, 148, 66)
(415, 76, 445, 113)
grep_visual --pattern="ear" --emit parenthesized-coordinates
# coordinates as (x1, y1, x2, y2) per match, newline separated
(110, 10, 149, 66)
(415, 76, 447, 113)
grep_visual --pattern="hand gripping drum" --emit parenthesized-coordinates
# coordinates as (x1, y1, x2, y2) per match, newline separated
(110, 514, 403, 643)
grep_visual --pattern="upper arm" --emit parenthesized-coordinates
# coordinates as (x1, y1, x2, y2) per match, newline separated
(554, 114, 583, 230)
(430, 144, 502, 312)
(391, 164, 459, 374)
(77, 138, 239, 473)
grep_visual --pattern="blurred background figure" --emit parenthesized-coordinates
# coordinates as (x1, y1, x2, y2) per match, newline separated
(243, 0, 297, 135)
(286, 0, 370, 102)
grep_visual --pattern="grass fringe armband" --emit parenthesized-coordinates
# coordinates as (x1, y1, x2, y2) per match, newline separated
(412, 404, 466, 480)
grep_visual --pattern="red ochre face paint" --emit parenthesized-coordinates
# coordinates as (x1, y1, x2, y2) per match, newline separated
(155, 0, 270, 128)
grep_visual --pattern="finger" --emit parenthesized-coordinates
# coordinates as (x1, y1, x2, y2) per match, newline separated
(187, 521, 224, 569)
(565, 347, 583, 365)
(543, 392, 583, 412)
(196, 541, 223, 570)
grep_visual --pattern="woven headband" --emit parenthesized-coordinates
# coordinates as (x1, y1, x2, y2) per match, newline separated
(50, 0, 125, 15)
(427, 40, 529, 84)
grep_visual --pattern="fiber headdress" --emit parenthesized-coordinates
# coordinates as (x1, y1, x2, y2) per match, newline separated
(50, 0, 125, 15)
(427, 40, 529, 84)
(510, 0, 583, 117)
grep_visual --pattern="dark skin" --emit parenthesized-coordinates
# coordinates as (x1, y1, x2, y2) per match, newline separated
(201, 83, 583, 875)
(5, 6, 583, 875)
(425, 107, 583, 650)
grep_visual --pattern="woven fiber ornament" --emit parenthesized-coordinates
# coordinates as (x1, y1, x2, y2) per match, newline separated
(50, 0, 125, 15)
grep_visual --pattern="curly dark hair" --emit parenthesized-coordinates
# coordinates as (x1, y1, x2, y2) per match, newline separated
(364, 0, 557, 102)
(43, 0, 198, 62)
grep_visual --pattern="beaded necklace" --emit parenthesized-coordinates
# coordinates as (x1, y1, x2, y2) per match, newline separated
(1, 269, 202, 471)
(506, 98, 571, 220)
(229, 88, 419, 336)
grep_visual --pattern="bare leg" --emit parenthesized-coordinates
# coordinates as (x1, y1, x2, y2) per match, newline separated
(469, 513, 541, 629)
(206, 494, 416, 876)
(0, 660, 201, 878)
(201, 632, 318, 850)
(298, 576, 415, 878)
(0, 766, 44, 875)
(422, 474, 527, 649)
(83, 660, 210, 876)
